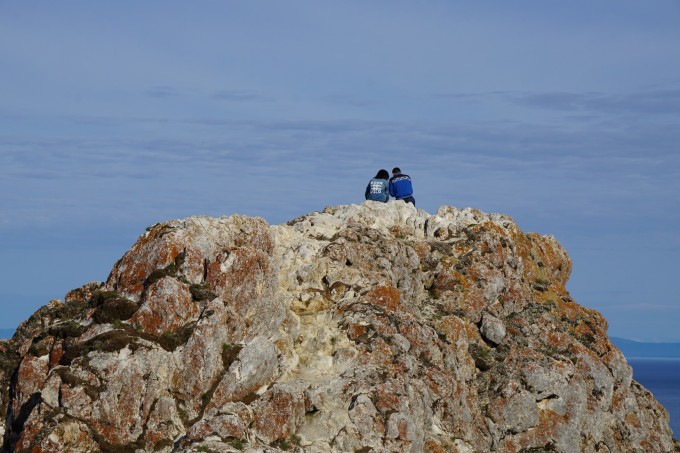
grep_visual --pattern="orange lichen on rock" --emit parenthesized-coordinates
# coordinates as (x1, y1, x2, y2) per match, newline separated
(367, 285, 401, 312)
(423, 439, 448, 453)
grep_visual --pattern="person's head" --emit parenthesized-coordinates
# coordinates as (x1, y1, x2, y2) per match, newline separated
(376, 169, 389, 180)
(392, 167, 401, 175)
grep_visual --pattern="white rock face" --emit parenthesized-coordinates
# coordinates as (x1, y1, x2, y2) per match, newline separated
(480, 312, 506, 345)
(0, 202, 675, 452)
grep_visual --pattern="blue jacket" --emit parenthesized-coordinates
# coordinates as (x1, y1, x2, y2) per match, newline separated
(389, 173, 413, 199)
(365, 178, 389, 202)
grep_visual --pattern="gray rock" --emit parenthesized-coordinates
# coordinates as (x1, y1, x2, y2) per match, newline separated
(480, 312, 507, 345)
(0, 203, 674, 452)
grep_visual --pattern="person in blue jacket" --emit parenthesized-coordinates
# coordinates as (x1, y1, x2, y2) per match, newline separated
(365, 169, 390, 202)
(389, 167, 415, 206)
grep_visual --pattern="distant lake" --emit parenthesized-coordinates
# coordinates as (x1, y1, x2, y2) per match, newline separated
(629, 359, 680, 438)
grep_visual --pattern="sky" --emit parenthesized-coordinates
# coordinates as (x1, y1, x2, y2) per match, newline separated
(1, 1, 679, 341)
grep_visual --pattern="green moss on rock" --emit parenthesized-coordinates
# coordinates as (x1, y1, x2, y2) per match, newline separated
(90, 291, 138, 324)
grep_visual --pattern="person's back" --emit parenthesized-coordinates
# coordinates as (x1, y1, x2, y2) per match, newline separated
(389, 167, 415, 205)
(365, 169, 390, 202)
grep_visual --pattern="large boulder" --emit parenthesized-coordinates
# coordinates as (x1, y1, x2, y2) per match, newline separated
(0, 202, 675, 452)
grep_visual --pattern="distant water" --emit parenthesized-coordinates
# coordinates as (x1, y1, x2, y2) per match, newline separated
(629, 359, 680, 438)
(0, 329, 14, 340)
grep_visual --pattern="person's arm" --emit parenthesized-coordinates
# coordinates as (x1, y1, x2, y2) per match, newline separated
(365, 183, 370, 199)
(389, 180, 395, 197)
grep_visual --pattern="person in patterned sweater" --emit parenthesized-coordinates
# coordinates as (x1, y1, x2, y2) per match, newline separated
(365, 169, 390, 202)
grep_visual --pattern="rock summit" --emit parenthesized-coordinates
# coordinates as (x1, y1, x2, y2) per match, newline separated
(0, 202, 676, 452)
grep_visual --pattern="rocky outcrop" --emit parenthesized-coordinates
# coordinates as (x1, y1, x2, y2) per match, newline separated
(0, 202, 676, 452)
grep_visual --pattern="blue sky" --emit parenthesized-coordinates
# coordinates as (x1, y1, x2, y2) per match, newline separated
(1, 1, 679, 340)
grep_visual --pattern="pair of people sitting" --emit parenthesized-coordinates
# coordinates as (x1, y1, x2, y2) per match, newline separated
(364, 167, 415, 206)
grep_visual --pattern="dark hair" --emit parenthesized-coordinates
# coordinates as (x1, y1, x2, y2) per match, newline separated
(392, 167, 401, 174)
(375, 169, 389, 179)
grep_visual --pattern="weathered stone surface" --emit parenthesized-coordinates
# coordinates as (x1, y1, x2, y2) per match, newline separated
(480, 312, 506, 345)
(0, 204, 676, 452)
(25, 418, 100, 453)
(130, 276, 199, 336)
